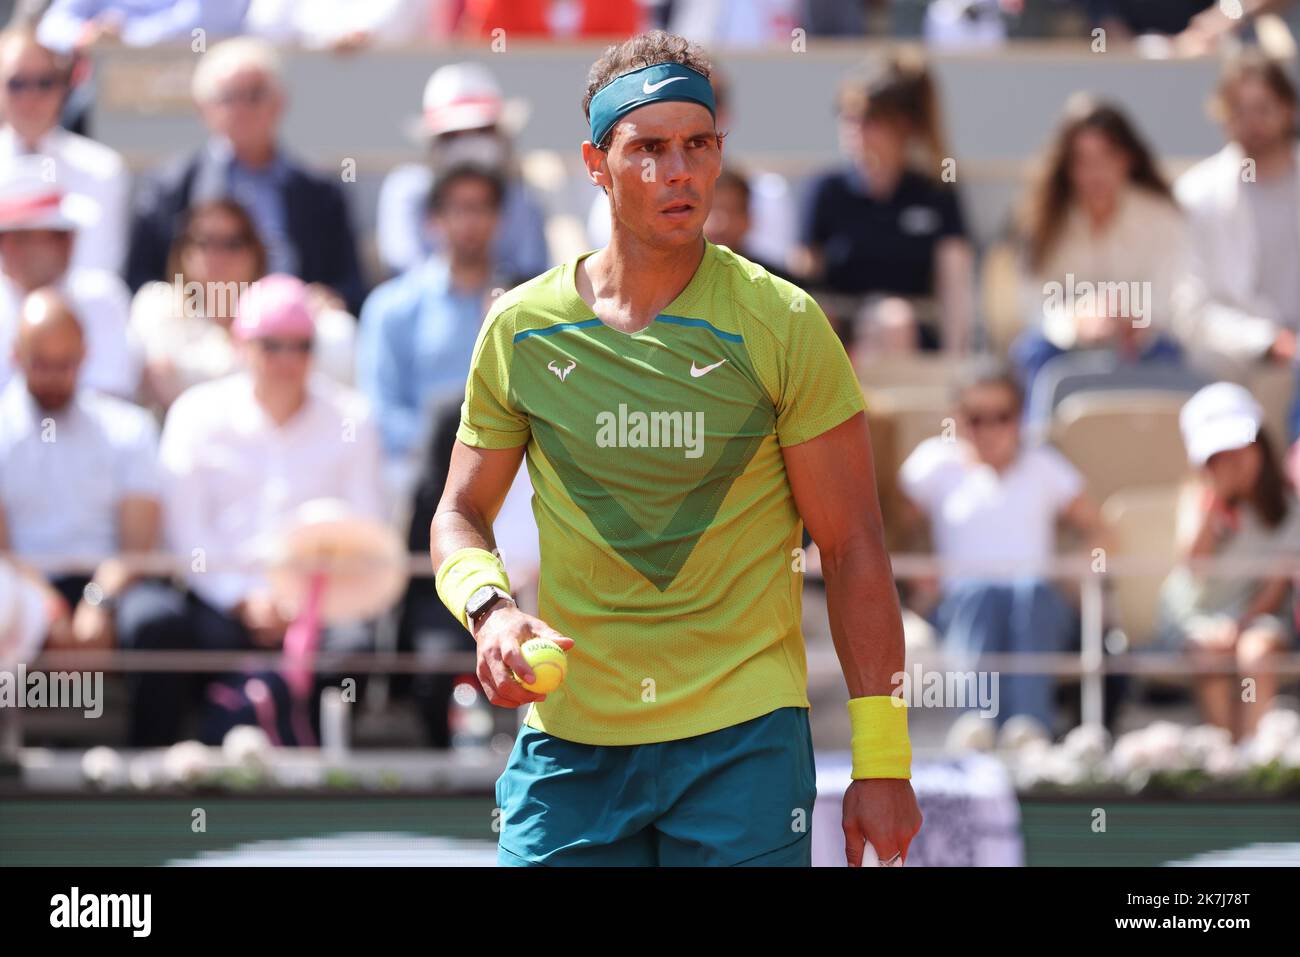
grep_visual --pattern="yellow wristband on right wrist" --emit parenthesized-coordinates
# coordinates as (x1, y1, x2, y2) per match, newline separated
(434, 546, 512, 630)
(847, 695, 912, 780)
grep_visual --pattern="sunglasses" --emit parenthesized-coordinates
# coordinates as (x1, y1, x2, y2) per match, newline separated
(256, 337, 313, 355)
(190, 233, 252, 253)
(962, 408, 1017, 429)
(5, 72, 63, 95)
(214, 85, 270, 107)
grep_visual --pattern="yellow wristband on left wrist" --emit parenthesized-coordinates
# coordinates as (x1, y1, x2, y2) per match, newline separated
(847, 695, 912, 780)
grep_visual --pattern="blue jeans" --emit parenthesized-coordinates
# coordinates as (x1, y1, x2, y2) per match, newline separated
(931, 578, 1076, 732)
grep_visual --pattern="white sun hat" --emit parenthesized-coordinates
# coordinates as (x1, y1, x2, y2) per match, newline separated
(1180, 381, 1264, 467)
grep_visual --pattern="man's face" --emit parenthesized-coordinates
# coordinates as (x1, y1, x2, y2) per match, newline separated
(1225, 77, 1295, 158)
(703, 180, 749, 251)
(244, 334, 313, 394)
(17, 317, 82, 412)
(590, 101, 722, 249)
(0, 41, 65, 141)
(200, 67, 283, 156)
(0, 229, 73, 288)
(431, 177, 499, 261)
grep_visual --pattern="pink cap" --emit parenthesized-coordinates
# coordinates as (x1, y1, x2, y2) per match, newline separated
(233, 274, 315, 342)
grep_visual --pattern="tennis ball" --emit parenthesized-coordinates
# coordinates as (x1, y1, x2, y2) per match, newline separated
(513, 637, 567, 694)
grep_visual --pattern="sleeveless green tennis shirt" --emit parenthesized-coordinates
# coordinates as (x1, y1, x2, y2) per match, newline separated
(458, 240, 867, 744)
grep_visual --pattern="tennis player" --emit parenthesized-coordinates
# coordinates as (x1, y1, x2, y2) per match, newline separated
(431, 30, 921, 867)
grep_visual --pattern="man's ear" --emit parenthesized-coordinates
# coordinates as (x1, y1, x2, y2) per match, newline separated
(581, 140, 610, 193)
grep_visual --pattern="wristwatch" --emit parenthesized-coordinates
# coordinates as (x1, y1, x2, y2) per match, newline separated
(466, 585, 512, 626)
(82, 580, 117, 613)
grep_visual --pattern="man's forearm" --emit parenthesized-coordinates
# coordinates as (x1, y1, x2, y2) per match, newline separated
(820, 530, 906, 698)
(430, 506, 498, 570)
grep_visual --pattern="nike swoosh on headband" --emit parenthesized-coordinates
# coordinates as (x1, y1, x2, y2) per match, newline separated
(642, 75, 688, 94)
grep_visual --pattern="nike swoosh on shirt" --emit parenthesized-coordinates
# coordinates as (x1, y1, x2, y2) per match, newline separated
(690, 359, 728, 377)
(642, 76, 688, 94)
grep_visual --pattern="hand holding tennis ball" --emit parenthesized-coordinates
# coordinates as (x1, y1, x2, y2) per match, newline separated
(511, 636, 568, 694)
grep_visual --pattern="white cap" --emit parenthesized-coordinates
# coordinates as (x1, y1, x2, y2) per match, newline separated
(421, 62, 504, 136)
(0, 155, 93, 233)
(1180, 381, 1264, 467)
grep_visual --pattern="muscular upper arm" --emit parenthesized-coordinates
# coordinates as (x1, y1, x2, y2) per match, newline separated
(782, 411, 884, 556)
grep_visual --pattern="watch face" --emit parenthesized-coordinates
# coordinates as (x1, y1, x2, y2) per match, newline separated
(467, 586, 497, 618)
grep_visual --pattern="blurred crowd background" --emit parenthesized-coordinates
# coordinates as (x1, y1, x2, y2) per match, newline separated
(0, 0, 1298, 758)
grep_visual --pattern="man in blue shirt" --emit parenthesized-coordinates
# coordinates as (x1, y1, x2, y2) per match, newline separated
(359, 163, 512, 474)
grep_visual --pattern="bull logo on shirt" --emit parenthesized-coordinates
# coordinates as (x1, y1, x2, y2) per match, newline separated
(547, 359, 577, 382)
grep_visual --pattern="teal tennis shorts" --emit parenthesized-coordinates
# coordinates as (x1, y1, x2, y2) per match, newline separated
(495, 705, 817, 866)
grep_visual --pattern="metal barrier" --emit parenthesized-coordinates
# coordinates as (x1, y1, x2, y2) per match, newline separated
(11, 550, 1300, 732)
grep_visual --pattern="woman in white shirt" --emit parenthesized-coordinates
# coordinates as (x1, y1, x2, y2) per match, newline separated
(1011, 97, 1192, 407)
(898, 360, 1105, 735)
(1157, 382, 1300, 739)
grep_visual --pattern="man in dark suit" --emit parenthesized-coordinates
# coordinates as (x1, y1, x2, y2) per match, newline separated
(125, 37, 365, 314)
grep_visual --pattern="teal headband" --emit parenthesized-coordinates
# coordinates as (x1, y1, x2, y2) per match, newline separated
(588, 62, 716, 148)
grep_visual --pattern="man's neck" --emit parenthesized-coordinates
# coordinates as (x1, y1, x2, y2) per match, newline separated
(1244, 140, 1297, 180)
(10, 125, 52, 152)
(448, 254, 490, 293)
(581, 231, 705, 332)
(231, 142, 276, 171)
(254, 382, 307, 426)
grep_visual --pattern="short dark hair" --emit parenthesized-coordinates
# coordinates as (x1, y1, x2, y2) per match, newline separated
(951, 356, 1024, 411)
(582, 30, 716, 150)
(425, 163, 506, 217)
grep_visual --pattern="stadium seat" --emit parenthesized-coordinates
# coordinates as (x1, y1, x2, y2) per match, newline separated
(867, 386, 953, 467)
(1099, 485, 1181, 650)
(977, 239, 1024, 358)
(1244, 362, 1297, 451)
(1050, 390, 1191, 503)
(857, 354, 971, 397)
(1025, 351, 1208, 440)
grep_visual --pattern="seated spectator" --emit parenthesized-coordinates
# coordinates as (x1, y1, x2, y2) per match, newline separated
(139, 275, 383, 745)
(126, 37, 365, 314)
(360, 164, 512, 491)
(1156, 382, 1300, 739)
(0, 156, 138, 397)
(897, 359, 1105, 734)
(130, 200, 355, 411)
(453, 0, 643, 38)
(244, 0, 431, 50)
(1011, 96, 1189, 403)
(703, 166, 792, 280)
(375, 62, 548, 282)
(0, 28, 129, 274)
(796, 49, 973, 354)
(1174, 52, 1298, 439)
(35, 0, 249, 54)
(0, 289, 172, 742)
(589, 64, 798, 273)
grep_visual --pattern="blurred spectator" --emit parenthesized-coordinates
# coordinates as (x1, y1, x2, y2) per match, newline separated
(0, 28, 129, 273)
(0, 289, 172, 742)
(796, 50, 973, 353)
(375, 61, 548, 281)
(452, 0, 643, 38)
(35, 0, 249, 54)
(125, 37, 366, 313)
(665, 0, 798, 45)
(0, 554, 59, 668)
(1012, 97, 1189, 400)
(131, 275, 383, 745)
(244, 0, 430, 51)
(129, 198, 356, 411)
(703, 166, 791, 279)
(589, 64, 798, 272)
(360, 164, 509, 491)
(1174, 53, 1298, 387)
(0, 156, 138, 397)
(897, 359, 1104, 733)
(1156, 382, 1299, 739)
